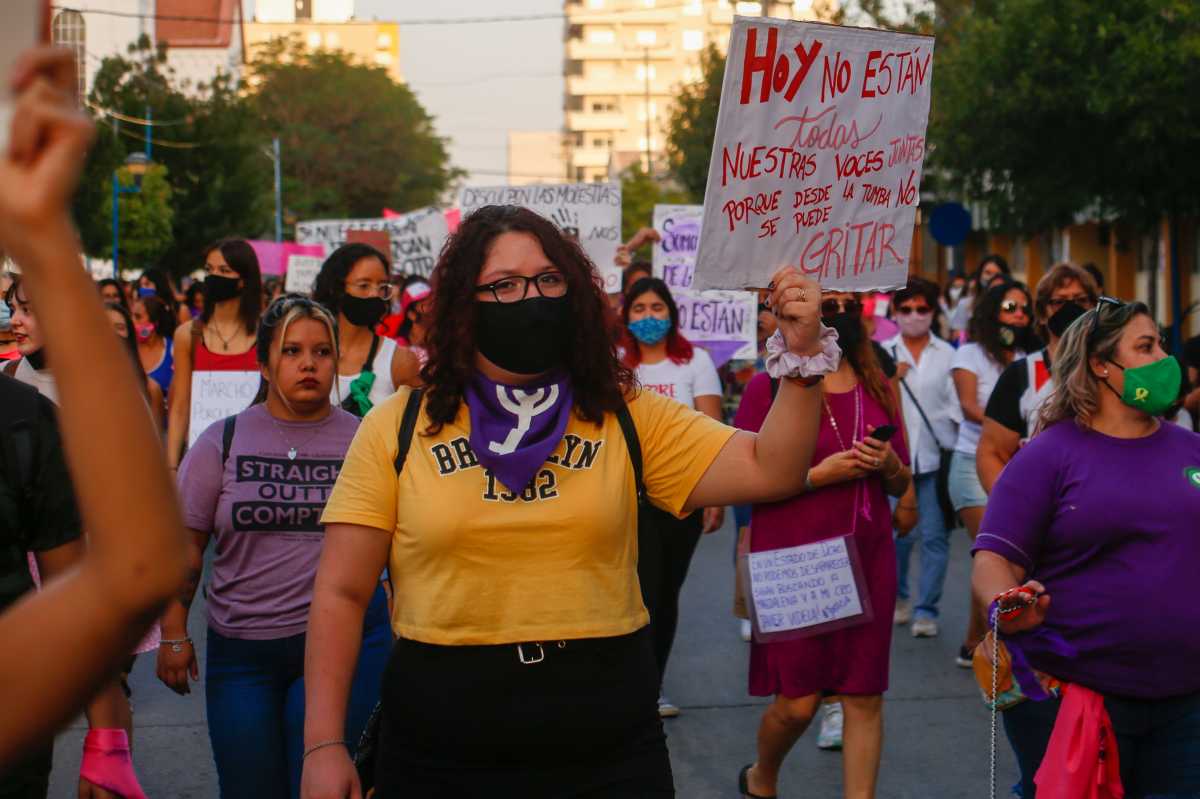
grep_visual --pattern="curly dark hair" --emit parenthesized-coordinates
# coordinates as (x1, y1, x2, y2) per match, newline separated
(969, 280, 1033, 365)
(311, 243, 391, 318)
(422, 204, 633, 433)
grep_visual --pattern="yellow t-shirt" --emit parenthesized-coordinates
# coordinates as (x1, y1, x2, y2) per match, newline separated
(320, 386, 736, 645)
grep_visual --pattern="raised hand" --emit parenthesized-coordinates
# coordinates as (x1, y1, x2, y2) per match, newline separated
(767, 267, 823, 357)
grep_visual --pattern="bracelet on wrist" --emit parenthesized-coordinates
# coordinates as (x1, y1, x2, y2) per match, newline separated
(159, 638, 192, 653)
(302, 740, 347, 760)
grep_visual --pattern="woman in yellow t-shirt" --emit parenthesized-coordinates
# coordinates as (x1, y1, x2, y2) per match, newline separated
(300, 205, 835, 799)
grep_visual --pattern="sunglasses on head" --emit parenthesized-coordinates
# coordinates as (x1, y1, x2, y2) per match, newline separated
(821, 298, 862, 318)
(1000, 299, 1031, 316)
(1086, 296, 1126, 346)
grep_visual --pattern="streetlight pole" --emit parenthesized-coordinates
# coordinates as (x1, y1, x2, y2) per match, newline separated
(112, 152, 151, 279)
(273, 137, 283, 243)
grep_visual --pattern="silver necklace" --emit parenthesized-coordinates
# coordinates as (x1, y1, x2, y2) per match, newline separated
(270, 415, 325, 460)
(822, 384, 862, 451)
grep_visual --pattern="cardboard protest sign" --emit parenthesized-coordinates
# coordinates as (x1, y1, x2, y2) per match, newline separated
(745, 535, 872, 641)
(648, 205, 756, 366)
(294, 206, 450, 278)
(458, 183, 623, 293)
(694, 18, 933, 292)
(284, 255, 323, 294)
(189, 371, 260, 447)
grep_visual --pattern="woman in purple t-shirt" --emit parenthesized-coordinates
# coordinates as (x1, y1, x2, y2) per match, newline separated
(973, 299, 1200, 798)
(158, 296, 391, 799)
(734, 291, 911, 799)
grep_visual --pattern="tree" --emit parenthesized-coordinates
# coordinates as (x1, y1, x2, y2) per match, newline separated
(102, 164, 175, 270)
(930, 0, 1200, 233)
(664, 44, 726, 203)
(620, 162, 689, 247)
(79, 37, 273, 277)
(247, 38, 462, 223)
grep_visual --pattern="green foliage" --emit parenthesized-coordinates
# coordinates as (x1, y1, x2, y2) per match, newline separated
(102, 164, 174, 270)
(664, 44, 726, 203)
(931, 0, 1200, 232)
(246, 37, 462, 223)
(620, 162, 689, 247)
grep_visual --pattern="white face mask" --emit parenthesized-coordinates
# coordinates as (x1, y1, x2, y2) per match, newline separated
(897, 311, 934, 339)
(948, 286, 964, 302)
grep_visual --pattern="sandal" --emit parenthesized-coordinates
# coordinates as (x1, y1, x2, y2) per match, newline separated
(738, 764, 778, 799)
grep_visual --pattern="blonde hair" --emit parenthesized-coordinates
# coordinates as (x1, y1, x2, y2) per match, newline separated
(254, 295, 341, 406)
(1036, 300, 1149, 433)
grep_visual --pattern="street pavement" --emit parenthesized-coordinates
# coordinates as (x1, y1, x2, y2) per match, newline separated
(50, 521, 1016, 797)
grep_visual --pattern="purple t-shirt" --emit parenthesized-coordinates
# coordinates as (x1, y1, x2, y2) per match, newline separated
(178, 404, 360, 640)
(974, 418, 1200, 698)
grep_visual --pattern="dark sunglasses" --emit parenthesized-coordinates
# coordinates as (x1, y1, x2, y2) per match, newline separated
(999, 299, 1031, 316)
(895, 305, 933, 316)
(821, 298, 862, 318)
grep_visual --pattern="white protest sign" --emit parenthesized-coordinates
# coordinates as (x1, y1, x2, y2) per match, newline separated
(284, 255, 323, 294)
(189, 371, 260, 447)
(694, 18, 934, 292)
(458, 183, 623, 293)
(748, 536, 866, 636)
(294, 207, 450, 278)
(675, 289, 758, 364)
(652, 204, 704, 290)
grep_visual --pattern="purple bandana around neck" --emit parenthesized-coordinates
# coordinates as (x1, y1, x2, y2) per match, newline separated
(465, 371, 574, 494)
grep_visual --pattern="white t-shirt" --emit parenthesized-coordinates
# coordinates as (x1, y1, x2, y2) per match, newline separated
(951, 342, 1020, 455)
(333, 336, 399, 410)
(635, 346, 722, 411)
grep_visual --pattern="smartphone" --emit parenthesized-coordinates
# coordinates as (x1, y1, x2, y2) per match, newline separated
(869, 424, 898, 443)
(0, 1, 50, 154)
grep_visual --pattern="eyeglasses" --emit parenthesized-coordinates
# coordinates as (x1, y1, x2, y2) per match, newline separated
(820, 298, 862, 318)
(1000, 299, 1032, 316)
(346, 281, 398, 301)
(1045, 295, 1096, 312)
(475, 272, 568, 304)
(895, 305, 933, 316)
(1086, 296, 1125, 347)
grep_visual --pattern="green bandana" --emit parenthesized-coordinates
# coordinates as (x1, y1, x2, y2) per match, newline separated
(1108, 355, 1181, 417)
(344, 370, 377, 418)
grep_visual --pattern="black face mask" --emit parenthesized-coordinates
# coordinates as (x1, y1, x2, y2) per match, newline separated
(203, 274, 242, 305)
(341, 295, 388, 329)
(1047, 301, 1088, 339)
(476, 296, 571, 375)
(998, 323, 1035, 350)
(825, 312, 863, 352)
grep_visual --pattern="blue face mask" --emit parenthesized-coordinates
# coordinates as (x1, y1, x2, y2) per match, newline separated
(138, 286, 156, 298)
(628, 316, 672, 346)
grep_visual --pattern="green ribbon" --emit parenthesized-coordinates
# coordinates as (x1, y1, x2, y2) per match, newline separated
(346, 371, 377, 417)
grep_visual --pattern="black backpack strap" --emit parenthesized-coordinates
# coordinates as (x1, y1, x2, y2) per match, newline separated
(362, 334, 382, 375)
(393, 388, 425, 475)
(769, 377, 780, 400)
(615, 402, 645, 505)
(221, 415, 237, 467)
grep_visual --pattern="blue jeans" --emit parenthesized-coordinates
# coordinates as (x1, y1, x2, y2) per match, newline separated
(895, 471, 951, 619)
(205, 587, 392, 799)
(1003, 692, 1200, 798)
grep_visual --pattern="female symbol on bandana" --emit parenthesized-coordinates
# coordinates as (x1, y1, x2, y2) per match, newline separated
(488, 385, 560, 455)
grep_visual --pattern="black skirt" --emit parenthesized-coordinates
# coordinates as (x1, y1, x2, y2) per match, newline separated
(373, 626, 674, 798)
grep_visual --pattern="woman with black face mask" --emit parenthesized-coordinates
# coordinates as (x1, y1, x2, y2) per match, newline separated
(977, 264, 1098, 494)
(311, 244, 420, 418)
(948, 279, 1034, 668)
(300, 204, 836, 798)
(166, 239, 263, 471)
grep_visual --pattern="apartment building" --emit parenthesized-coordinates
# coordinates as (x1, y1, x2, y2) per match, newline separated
(563, 0, 822, 183)
(246, 0, 402, 83)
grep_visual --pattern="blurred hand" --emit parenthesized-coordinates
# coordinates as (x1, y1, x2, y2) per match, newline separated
(156, 641, 198, 696)
(702, 506, 725, 534)
(0, 47, 94, 254)
(813, 450, 867, 487)
(301, 745, 361, 799)
(767, 267, 822, 357)
(996, 580, 1050, 635)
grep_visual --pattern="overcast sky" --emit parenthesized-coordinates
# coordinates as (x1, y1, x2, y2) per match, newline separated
(355, 0, 565, 187)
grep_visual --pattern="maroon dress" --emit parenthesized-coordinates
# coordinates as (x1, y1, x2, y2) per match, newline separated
(733, 372, 909, 698)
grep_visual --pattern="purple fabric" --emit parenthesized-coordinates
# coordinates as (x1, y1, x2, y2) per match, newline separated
(176, 404, 361, 639)
(989, 599, 1077, 701)
(974, 419, 1200, 699)
(465, 371, 573, 494)
(697, 340, 748, 369)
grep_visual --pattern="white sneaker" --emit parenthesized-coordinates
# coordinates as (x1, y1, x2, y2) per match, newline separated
(893, 599, 913, 625)
(911, 618, 939, 638)
(740, 619, 753, 642)
(816, 701, 843, 750)
(657, 694, 680, 719)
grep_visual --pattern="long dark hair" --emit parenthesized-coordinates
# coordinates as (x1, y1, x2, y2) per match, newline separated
(620, 276, 694, 367)
(139, 268, 179, 313)
(200, 239, 263, 335)
(836, 299, 897, 418)
(104, 301, 149, 399)
(422, 204, 633, 432)
(97, 278, 129, 311)
(136, 294, 176, 339)
(311, 243, 391, 318)
(969, 280, 1032, 365)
